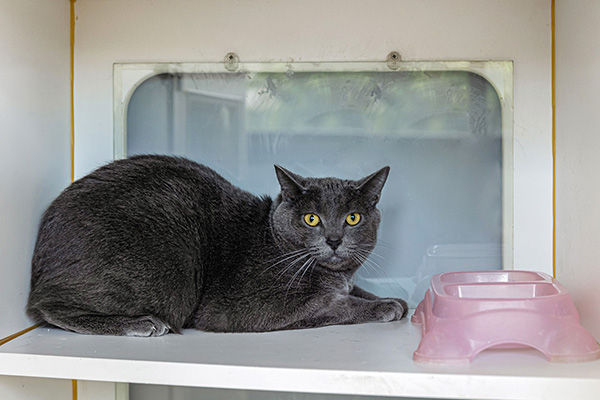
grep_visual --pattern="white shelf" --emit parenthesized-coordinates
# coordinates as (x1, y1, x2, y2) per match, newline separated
(1, 314, 600, 399)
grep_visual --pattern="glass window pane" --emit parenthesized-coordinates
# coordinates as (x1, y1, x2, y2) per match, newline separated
(126, 70, 503, 306)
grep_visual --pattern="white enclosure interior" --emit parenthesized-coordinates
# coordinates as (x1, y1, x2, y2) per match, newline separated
(2, 0, 600, 399)
(555, 0, 600, 343)
(0, 0, 70, 338)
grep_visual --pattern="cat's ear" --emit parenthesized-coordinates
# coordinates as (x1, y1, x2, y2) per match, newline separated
(355, 166, 390, 206)
(274, 165, 306, 201)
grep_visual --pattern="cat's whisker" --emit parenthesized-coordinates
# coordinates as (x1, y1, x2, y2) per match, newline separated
(352, 253, 373, 273)
(296, 257, 316, 287)
(353, 251, 367, 263)
(355, 245, 387, 259)
(361, 251, 384, 265)
(263, 248, 307, 265)
(353, 250, 387, 277)
(360, 241, 393, 251)
(355, 252, 395, 282)
(262, 250, 310, 275)
(276, 254, 307, 278)
(352, 255, 370, 274)
(285, 256, 314, 295)
(371, 240, 396, 250)
(351, 255, 360, 268)
(361, 251, 385, 260)
(358, 254, 385, 272)
(292, 256, 314, 284)
(268, 248, 307, 259)
(275, 253, 311, 280)
(264, 250, 306, 268)
(355, 247, 385, 261)
(307, 257, 320, 281)
(271, 256, 307, 283)
(359, 260, 376, 276)
(354, 250, 373, 262)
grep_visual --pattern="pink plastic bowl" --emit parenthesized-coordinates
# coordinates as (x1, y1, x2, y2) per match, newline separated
(411, 271, 600, 363)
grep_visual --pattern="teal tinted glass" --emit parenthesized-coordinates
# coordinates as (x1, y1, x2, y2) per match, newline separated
(126, 71, 503, 306)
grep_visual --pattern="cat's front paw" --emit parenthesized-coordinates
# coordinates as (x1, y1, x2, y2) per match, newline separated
(371, 299, 406, 322)
(125, 316, 170, 337)
(383, 297, 408, 319)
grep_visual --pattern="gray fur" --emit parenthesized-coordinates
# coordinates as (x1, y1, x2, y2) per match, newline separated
(27, 155, 407, 335)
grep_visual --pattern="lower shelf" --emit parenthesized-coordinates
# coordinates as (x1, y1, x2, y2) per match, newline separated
(1, 314, 599, 399)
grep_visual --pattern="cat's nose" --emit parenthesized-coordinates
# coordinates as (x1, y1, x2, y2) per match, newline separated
(326, 236, 342, 250)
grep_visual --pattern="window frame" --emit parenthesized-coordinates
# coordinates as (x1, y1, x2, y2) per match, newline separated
(113, 60, 515, 271)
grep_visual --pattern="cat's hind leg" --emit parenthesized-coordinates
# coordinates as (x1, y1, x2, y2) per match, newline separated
(35, 307, 171, 336)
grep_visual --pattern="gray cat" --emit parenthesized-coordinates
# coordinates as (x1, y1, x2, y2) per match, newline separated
(27, 155, 407, 336)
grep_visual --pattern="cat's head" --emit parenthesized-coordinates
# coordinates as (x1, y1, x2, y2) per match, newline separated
(271, 165, 389, 273)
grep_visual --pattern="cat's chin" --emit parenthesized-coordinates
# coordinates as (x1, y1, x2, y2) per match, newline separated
(318, 255, 355, 272)
(328, 255, 343, 263)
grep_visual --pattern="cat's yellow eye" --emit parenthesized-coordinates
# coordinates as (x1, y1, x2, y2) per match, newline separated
(303, 213, 320, 227)
(345, 212, 361, 226)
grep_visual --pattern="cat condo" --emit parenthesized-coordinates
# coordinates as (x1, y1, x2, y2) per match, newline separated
(3, 56, 598, 400)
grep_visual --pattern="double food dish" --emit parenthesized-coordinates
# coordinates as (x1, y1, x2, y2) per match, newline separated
(412, 271, 600, 363)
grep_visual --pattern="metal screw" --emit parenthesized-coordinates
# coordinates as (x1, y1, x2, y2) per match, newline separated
(386, 51, 401, 70)
(224, 52, 239, 72)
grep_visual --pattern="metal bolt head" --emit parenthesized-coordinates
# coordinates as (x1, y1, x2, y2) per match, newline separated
(224, 52, 239, 71)
(386, 51, 401, 70)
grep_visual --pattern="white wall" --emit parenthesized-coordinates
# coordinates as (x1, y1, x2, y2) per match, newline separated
(0, 376, 71, 400)
(74, 0, 553, 274)
(0, 377, 122, 400)
(0, 0, 70, 337)
(556, 0, 600, 338)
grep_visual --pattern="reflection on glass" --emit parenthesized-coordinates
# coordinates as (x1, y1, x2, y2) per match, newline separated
(127, 71, 503, 306)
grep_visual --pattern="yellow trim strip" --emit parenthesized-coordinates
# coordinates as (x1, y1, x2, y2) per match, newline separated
(71, 4, 78, 398)
(70, 0, 76, 182)
(551, 0, 556, 278)
(0, 325, 38, 347)
(72, 379, 78, 400)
